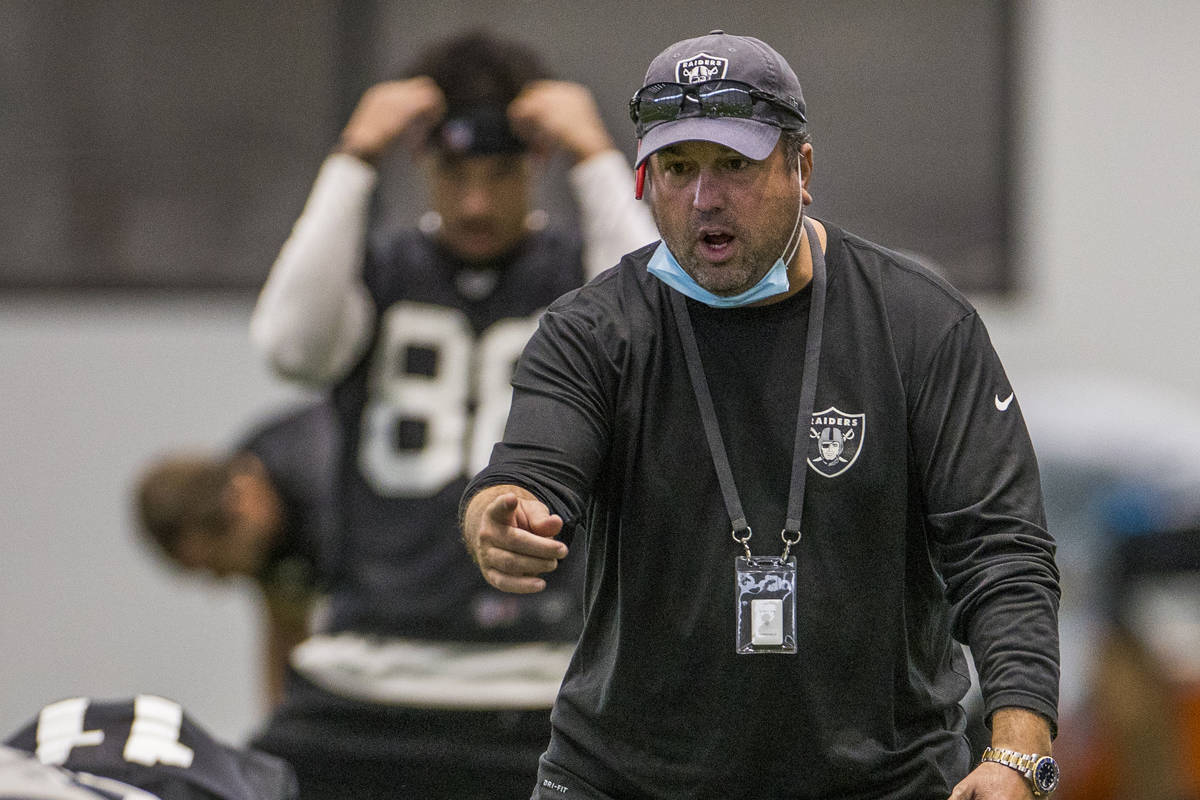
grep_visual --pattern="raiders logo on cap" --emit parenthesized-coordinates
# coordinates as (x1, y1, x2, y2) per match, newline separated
(676, 52, 728, 83)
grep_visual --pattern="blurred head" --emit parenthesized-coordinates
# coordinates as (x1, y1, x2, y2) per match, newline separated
(426, 151, 532, 264)
(133, 452, 283, 579)
(631, 31, 813, 296)
(407, 30, 550, 263)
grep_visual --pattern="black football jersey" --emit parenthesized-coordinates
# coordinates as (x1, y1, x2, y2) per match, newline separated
(1, 744, 159, 800)
(467, 222, 1060, 798)
(327, 228, 587, 641)
(4, 697, 297, 800)
(235, 400, 338, 598)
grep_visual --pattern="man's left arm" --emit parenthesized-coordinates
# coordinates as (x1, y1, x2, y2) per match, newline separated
(508, 80, 658, 279)
(910, 313, 1061, 798)
(948, 708, 1053, 799)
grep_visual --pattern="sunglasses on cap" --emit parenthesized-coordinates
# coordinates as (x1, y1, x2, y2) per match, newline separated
(629, 79, 807, 137)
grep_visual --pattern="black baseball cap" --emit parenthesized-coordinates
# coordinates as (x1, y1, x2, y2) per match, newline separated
(633, 30, 806, 166)
(431, 106, 525, 156)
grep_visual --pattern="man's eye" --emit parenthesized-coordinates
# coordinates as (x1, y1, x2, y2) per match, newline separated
(726, 158, 749, 171)
(664, 161, 688, 175)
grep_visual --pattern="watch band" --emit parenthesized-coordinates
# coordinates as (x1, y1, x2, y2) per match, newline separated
(981, 746, 1035, 775)
(981, 746, 1060, 796)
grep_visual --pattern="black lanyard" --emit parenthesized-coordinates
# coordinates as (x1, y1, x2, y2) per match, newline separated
(668, 216, 827, 559)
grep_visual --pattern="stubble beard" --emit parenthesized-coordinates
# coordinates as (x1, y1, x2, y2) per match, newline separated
(663, 218, 796, 297)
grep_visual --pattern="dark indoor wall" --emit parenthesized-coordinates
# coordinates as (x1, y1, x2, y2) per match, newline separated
(1, 1, 1014, 293)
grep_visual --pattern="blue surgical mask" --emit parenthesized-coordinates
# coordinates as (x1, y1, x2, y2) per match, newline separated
(647, 241, 791, 308)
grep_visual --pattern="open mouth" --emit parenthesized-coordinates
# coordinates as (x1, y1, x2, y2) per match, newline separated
(457, 219, 497, 237)
(698, 230, 735, 260)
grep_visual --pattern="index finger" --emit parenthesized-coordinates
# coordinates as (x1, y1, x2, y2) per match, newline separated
(487, 494, 567, 559)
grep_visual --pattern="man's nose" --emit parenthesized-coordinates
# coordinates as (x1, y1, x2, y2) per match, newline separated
(692, 169, 724, 212)
(459, 183, 492, 216)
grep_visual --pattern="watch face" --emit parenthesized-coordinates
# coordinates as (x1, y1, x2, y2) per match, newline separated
(1034, 756, 1060, 793)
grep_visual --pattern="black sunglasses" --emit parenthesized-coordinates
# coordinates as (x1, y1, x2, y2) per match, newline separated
(629, 80, 806, 136)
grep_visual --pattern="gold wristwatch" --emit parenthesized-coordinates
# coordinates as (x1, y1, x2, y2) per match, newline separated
(980, 746, 1060, 796)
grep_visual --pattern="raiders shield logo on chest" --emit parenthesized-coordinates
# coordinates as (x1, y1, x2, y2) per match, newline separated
(807, 406, 866, 478)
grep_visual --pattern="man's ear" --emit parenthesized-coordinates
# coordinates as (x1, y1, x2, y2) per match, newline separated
(226, 453, 284, 535)
(800, 143, 814, 207)
(224, 453, 267, 516)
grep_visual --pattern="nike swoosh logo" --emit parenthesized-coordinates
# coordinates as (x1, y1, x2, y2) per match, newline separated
(994, 392, 1015, 411)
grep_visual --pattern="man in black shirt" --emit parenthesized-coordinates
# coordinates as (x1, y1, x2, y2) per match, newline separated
(134, 401, 336, 709)
(462, 31, 1061, 799)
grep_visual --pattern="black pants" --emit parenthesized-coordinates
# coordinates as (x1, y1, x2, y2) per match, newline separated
(250, 671, 548, 800)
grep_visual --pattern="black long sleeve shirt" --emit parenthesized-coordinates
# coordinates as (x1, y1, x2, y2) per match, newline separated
(467, 222, 1060, 799)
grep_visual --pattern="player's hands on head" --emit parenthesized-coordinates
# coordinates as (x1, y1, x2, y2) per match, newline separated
(508, 80, 614, 164)
(469, 490, 567, 594)
(335, 77, 447, 165)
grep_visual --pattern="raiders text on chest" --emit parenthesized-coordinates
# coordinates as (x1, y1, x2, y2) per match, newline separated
(812, 415, 860, 427)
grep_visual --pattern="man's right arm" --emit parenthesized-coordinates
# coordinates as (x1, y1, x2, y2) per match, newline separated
(259, 586, 313, 709)
(250, 78, 445, 386)
(249, 154, 377, 385)
(461, 484, 568, 595)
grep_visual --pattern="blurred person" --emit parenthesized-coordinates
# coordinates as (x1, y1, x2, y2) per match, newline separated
(1016, 372, 1200, 800)
(248, 28, 657, 800)
(5, 695, 299, 800)
(1052, 520, 1200, 800)
(133, 400, 337, 709)
(2, 744, 160, 800)
(461, 30, 1061, 799)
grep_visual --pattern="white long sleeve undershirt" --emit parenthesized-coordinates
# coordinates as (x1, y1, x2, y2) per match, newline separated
(250, 153, 378, 386)
(250, 149, 658, 387)
(568, 149, 658, 281)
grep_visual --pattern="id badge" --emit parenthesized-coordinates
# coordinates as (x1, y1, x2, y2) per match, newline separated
(734, 555, 797, 654)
